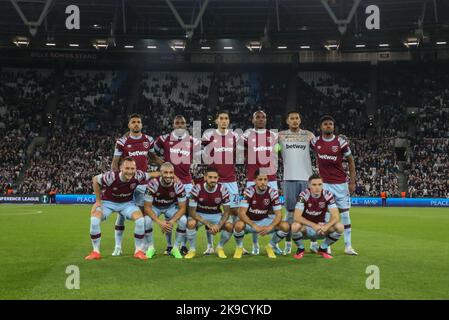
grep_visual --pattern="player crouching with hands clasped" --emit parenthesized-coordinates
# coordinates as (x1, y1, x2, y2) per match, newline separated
(232, 170, 290, 259)
(291, 173, 344, 260)
(185, 167, 234, 259)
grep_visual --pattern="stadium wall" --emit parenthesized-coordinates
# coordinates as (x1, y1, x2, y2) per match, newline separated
(50, 195, 449, 208)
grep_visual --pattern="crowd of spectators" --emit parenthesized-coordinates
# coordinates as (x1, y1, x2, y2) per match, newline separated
(405, 138, 449, 198)
(18, 70, 122, 194)
(351, 137, 400, 197)
(0, 68, 53, 192)
(297, 71, 369, 137)
(138, 72, 212, 136)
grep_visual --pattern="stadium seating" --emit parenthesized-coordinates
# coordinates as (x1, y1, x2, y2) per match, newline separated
(18, 70, 122, 194)
(0, 68, 54, 193)
(138, 72, 212, 136)
(405, 138, 449, 198)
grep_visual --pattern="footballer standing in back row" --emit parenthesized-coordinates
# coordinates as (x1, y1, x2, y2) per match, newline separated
(241, 110, 279, 255)
(202, 111, 241, 255)
(310, 115, 358, 255)
(111, 114, 163, 256)
(277, 110, 315, 255)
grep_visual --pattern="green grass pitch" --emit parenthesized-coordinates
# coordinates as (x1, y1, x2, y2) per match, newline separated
(0, 204, 448, 300)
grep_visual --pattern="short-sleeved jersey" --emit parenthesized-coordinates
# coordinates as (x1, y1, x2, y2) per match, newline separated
(98, 170, 148, 203)
(295, 188, 337, 223)
(202, 129, 239, 183)
(189, 183, 230, 214)
(278, 129, 314, 181)
(310, 135, 351, 184)
(114, 134, 155, 172)
(242, 129, 278, 182)
(144, 177, 186, 208)
(154, 132, 201, 184)
(240, 186, 282, 221)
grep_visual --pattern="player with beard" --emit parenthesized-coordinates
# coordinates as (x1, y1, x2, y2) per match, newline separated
(232, 170, 290, 259)
(277, 110, 315, 255)
(310, 115, 357, 255)
(240, 110, 280, 255)
(185, 167, 233, 259)
(111, 114, 163, 257)
(154, 115, 201, 255)
(202, 111, 242, 255)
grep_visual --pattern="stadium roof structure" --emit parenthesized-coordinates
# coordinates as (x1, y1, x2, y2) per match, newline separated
(0, 0, 449, 53)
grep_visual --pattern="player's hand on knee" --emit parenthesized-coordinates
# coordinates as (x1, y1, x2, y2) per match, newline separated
(209, 224, 220, 235)
(91, 201, 102, 215)
(252, 225, 262, 234)
(320, 224, 330, 234)
(159, 220, 172, 233)
(313, 223, 322, 233)
(259, 226, 272, 236)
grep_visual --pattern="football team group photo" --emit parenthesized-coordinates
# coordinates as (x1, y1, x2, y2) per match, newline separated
(1, 0, 448, 302)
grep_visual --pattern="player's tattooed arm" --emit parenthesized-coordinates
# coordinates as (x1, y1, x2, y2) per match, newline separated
(321, 206, 339, 235)
(148, 152, 164, 166)
(270, 209, 282, 229)
(238, 205, 259, 231)
(260, 209, 282, 236)
(188, 205, 204, 224)
(147, 171, 161, 179)
(170, 201, 187, 225)
(145, 201, 171, 232)
(307, 130, 316, 142)
(92, 175, 102, 211)
(218, 205, 231, 229)
(111, 156, 121, 171)
(346, 154, 356, 194)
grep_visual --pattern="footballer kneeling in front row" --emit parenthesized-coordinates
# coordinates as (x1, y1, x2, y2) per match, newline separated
(291, 173, 344, 260)
(86, 157, 160, 260)
(143, 162, 187, 259)
(185, 167, 234, 259)
(233, 169, 290, 259)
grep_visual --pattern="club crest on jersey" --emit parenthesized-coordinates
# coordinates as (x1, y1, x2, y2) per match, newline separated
(127, 145, 132, 148)
(130, 183, 136, 189)
(143, 141, 149, 149)
(199, 198, 204, 202)
(113, 187, 118, 191)
(331, 146, 339, 153)
(215, 197, 222, 204)
(263, 199, 270, 206)
(319, 202, 325, 209)
(169, 192, 175, 198)
(308, 203, 312, 207)
(317, 145, 322, 150)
